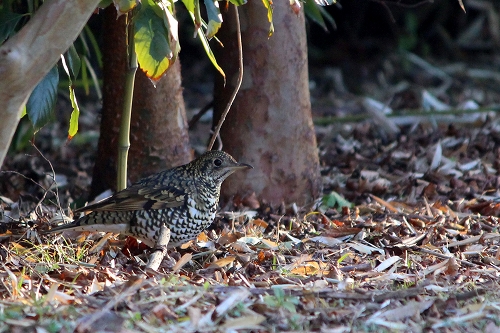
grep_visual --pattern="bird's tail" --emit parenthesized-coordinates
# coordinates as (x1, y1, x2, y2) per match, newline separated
(47, 211, 131, 234)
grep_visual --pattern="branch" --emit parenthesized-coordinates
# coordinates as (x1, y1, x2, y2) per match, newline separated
(208, 4, 243, 151)
(0, 0, 101, 168)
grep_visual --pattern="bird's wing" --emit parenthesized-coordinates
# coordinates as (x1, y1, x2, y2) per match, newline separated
(74, 184, 188, 213)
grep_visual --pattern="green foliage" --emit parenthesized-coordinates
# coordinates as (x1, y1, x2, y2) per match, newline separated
(26, 66, 59, 131)
(2, 0, 340, 146)
(61, 48, 82, 140)
(186, 9, 225, 79)
(264, 288, 299, 313)
(114, 0, 139, 13)
(304, 0, 336, 31)
(64, 44, 81, 78)
(0, 7, 25, 43)
(203, 0, 222, 39)
(1, 1, 102, 143)
(134, 0, 176, 81)
(261, 0, 274, 36)
(321, 191, 353, 210)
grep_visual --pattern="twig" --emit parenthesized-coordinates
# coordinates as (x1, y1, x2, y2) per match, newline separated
(145, 224, 171, 271)
(207, 4, 243, 151)
(29, 142, 64, 216)
(188, 100, 214, 129)
(413, 247, 479, 267)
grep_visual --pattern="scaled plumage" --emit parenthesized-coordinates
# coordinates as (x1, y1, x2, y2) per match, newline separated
(48, 151, 252, 248)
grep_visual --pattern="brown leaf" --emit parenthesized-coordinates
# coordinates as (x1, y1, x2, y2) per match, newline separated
(152, 303, 178, 322)
(207, 256, 236, 269)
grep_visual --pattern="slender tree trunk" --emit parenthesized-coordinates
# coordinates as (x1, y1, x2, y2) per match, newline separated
(213, 2, 322, 206)
(90, 6, 191, 198)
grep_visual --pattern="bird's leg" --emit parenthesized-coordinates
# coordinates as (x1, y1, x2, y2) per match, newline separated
(145, 224, 171, 271)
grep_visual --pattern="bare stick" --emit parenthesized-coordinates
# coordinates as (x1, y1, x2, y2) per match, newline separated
(145, 224, 171, 271)
(207, 4, 243, 151)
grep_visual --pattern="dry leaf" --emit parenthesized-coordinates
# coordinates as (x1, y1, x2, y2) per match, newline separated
(208, 256, 236, 269)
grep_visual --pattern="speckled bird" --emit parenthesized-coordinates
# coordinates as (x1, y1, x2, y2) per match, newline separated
(48, 151, 252, 248)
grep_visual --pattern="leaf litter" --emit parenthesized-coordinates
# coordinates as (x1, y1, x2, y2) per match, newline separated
(3, 118, 500, 332)
(4, 31, 500, 332)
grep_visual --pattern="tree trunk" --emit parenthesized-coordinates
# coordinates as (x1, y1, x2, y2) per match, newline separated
(213, 2, 322, 206)
(90, 6, 191, 198)
(128, 63, 192, 182)
(0, 0, 101, 168)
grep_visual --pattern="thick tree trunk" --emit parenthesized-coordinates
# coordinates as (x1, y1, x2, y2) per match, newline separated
(213, 2, 322, 206)
(89, 7, 126, 199)
(90, 7, 191, 198)
(128, 63, 192, 182)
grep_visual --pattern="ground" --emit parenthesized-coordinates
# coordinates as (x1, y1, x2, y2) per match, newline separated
(2, 2, 500, 332)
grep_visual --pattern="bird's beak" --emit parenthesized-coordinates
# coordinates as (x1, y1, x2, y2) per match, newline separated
(234, 163, 253, 170)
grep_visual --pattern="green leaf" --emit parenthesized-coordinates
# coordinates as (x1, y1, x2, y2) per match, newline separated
(83, 25, 103, 68)
(283, 301, 297, 313)
(261, 0, 274, 37)
(26, 66, 59, 131)
(81, 56, 90, 95)
(157, 0, 180, 58)
(304, 0, 326, 31)
(114, 0, 139, 13)
(0, 9, 24, 43)
(317, 6, 336, 30)
(203, 0, 222, 39)
(68, 87, 80, 140)
(321, 191, 352, 209)
(98, 0, 113, 8)
(337, 252, 351, 264)
(181, 0, 195, 12)
(64, 44, 81, 78)
(134, 0, 173, 81)
(188, 12, 225, 80)
(228, 0, 247, 5)
(83, 56, 102, 100)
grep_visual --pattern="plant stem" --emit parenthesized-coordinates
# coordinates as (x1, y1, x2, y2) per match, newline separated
(117, 14, 138, 191)
(208, 4, 242, 151)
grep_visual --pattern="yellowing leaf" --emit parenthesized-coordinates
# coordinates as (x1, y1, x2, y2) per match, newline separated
(290, 261, 329, 276)
(261, 0, 274, 37)
(68, 87, 80, 140)
(134, 0, 173, 81)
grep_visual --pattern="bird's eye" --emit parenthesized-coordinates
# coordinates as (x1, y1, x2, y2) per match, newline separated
(213, 158, 222, 167)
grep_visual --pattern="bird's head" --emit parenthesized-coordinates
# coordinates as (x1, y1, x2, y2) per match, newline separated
(194, 150, 253, 184)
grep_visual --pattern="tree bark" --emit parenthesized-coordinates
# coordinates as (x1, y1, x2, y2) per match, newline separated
(89, 7, 126, 199)
(213, 2, 322, 206)
(0, 0, 101, 168)
(128, 62, 192, 183)
(90, 6, 191, 198)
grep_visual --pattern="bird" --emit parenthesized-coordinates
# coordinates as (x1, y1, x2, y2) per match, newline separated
(48, 150, 252, 249)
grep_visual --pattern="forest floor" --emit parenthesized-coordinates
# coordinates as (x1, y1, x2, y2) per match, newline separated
(3, 22, 500, 333)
